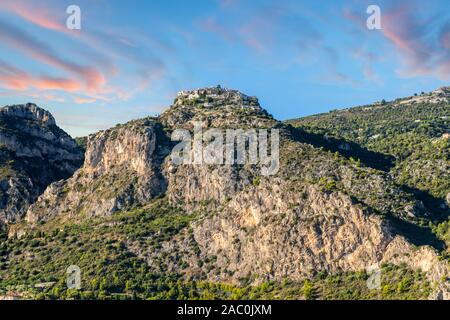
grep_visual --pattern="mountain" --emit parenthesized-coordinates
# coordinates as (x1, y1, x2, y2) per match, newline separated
(0, 88, 448, 300)
(0, 103, 83, 226)
(287, 87, 450, 202)
(287, 87, 450, 253)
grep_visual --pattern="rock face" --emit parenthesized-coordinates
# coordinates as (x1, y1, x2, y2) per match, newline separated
(160, 87, 275, 132)
(14, 88, 450, 298)
(0, 103, 83, 223)
(144, 181, 447, 290)
(160, 87, 276, 211)
(0, 104, 56, 126)
(27, 87, 275, 222)
(26, 118, 170, 222)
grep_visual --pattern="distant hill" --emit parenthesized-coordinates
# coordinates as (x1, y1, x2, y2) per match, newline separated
(286, 87, 449, 200)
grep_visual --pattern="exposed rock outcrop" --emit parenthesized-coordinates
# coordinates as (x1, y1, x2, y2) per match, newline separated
(0, 103, 83, 223)
(137, 176, 448, 296)
(161, 87, 275, 129)
(0, 103, 56, 125)
(26, 118, 170, 222)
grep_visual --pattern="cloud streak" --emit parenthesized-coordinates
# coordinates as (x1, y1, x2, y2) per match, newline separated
(344, 3, 450, 80)
(0, 60, 81, 92)
(197, 4, 288, 54)
(0, 0, 167, 102)
(0, 20, 105, 92)
(1, 0, 67, 32)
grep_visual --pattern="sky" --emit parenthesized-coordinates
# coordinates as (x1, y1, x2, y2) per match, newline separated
(0, 0, 449, 137)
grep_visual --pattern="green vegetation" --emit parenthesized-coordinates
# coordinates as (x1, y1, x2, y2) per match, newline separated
(74, 136, 87, 152)
(287, 99, 449, 249)
(146, 263, 430, 300)
(0, 198, 197, 299)
(287, 100, 449, 199)
(317, 177, 337, 192)
(0, 95, 446, 300)
(0, 195, 433, 300)
(432, 219, 450, 244)
(252, 176, 261, 186)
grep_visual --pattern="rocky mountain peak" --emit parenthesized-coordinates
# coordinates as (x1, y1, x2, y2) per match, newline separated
(0, 103, 56, 126)
(174, 86, 260, 109)
(0, 103, 83, 224)
(161, 87, 274, 129)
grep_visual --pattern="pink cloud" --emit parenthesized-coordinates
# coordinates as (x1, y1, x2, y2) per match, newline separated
(41, 94, 65, 103)
(344, 4, 450, 80)
(1, 1, 120, 78)
(0, 20, 105, 92)
(34, 76, 81, 92)
(381, 6, 431, 71)
(0, 1, 167, 73)
(0, 0, 165, 101)
(74, 97, 97, 104)
(1, 1, 67, 32)
(0, 60, 81, 92)
(0, 61, 31, 90)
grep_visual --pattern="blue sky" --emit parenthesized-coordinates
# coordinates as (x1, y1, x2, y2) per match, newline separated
(0, 0, 449, 137)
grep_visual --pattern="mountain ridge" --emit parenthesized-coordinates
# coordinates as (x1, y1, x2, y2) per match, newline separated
(0, 87, 448, 300)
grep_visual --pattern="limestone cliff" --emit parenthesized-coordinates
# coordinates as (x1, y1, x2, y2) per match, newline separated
(0, 103, 83, 224)
(26, 118, 169, 222)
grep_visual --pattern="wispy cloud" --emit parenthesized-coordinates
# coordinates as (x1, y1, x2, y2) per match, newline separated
(0, 60, 81, 92)
(1, 0, 68, 32)
(74, 97, 96, 104)
(197, 4, 288, 54)
(0, 0, 168, 102)
(0, 20, 105, 92)
(352, 48, 383, 84)
(199, 17, 238, 43)
(344, 3, 450, 80)
(441, 23, 450, 49)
